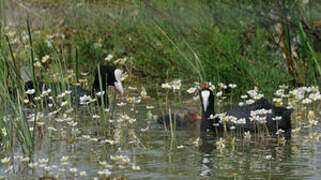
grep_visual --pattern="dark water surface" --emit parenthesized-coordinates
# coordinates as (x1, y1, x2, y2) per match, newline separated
(0, 97, 321, 179)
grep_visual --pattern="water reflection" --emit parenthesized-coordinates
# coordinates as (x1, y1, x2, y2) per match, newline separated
(197, 130, 321, 179)
(199, 138, 215, 177)
(1, 102, 321, 179)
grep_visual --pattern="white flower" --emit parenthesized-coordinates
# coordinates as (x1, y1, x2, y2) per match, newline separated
(272, 116, 282, 121)
(132, 165, 141, 171)
(70, 168, 77, 173)
(250, 116, 259, 121)
(247, 89, 257, 97)
(101, 139, 117, 145)
(117, 102, 127, 107)
(1, 157, 10, 164)
(216, 91, 223, 97)
(80, 171, 87, 176)
(5, 165, 13, 173)
(209, 84, 215, 91)
(307, 110, 315, 119)
(65, 90, 72, 95)
(246, 99, 254, 105)
(292, 127, 301, 133)
(104, 54, 114, 61)
(172, 80, 182, 90)
(302, 98, 312, 104)
(128, 86, 137, 91)
(39, 158, 48, 164)
(79, 95, 92, 105)
(41, 55, 50, 63)
(72, 128, 80, 136)
(7, 30, 16, 37)
(22, 156, 30, 162)
(241, 95, 248, 99)
(309, 93, 321, 101)
(34, 96, 41, 101)
(128, 118, 136, 124)
(57, 92, 66, 99)
(114, 57, 127, 64)
(265, 155, 272, 160)
(216, 138, 225, 150)
(238, 118, 246, 125)
(218, 82, 227, 89)
(146, 105, 154, 109)
(99, 161, 108, 167)
(61, 156, 69, 163)
(94, 42, 102, 48)
(44, 166, 53, 172)
(90, 138, 99, 142)
(279, 84, 288, 89)
(97, 169, 111, 176)
(275, 129, 285, 135)
(228, 84, 237, 88)
(92, 114, 101, 119)
(48, 127, 57, 131)
(26, 89, 35, 95)
(82, 135, 91, 140)
(127, 97, 141, 104)
(141, 88, 147, 97)
(120, 72, 128, 81)
(34, 61, 42, 68)
(186, 87, 197, 94)
(28, 162, 38, 168)
(96, 91, 105, 97)
(161, 83, 171, 89)
(1, 128, 7, 136)
(41, 89, 51, 96)
(274, 89, 285, 97)
(244, 131, 251, 140)
(67, 121, 78, 127)
(14, 155, 23, 161)
(309, 119, 318, 126)
(61, 101, 68, 107)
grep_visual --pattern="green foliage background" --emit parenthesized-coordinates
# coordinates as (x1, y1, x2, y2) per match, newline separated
(2, 0, 321, 95)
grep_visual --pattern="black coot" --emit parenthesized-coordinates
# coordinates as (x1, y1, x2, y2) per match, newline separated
(24, 64, 124, 106)
(199, 85, 293, 134)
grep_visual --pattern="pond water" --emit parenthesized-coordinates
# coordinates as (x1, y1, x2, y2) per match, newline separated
(1, 93, 321, 180)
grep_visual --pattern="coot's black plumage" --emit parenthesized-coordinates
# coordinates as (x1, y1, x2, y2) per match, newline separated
(24, 64, 123, 106)
(199, 85, 293, 134)
(91, 64, 124, 105)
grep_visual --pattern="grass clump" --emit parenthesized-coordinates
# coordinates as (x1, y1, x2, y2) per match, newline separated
(4, 1, 321, 96)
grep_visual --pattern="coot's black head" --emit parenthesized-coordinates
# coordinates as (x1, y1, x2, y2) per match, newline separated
(199, 85, 217, 134)
(92, 65, 124, 95)
(25, 81, 35, 91)
(199, 85, 215, 114)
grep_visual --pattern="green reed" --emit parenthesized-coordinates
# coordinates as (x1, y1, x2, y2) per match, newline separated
(96, 64, 108, 136)
(7, 1, 321, 95)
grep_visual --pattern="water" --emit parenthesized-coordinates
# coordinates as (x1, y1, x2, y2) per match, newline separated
(1, 98, 321, 179)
